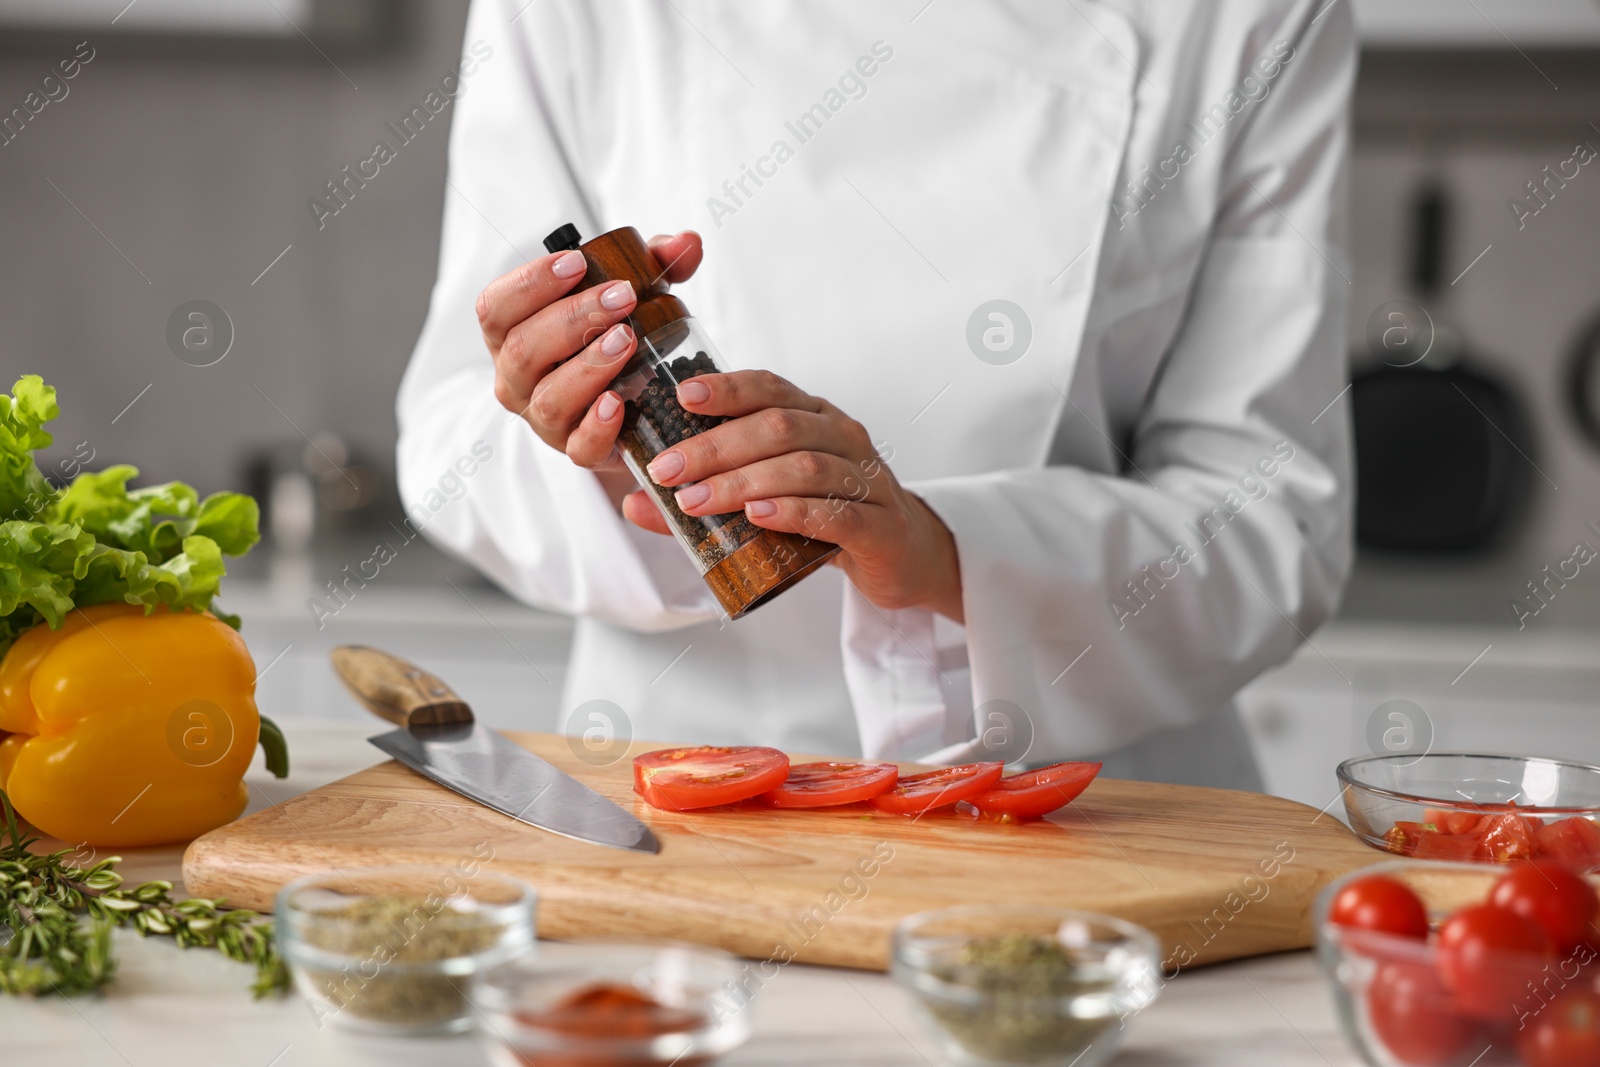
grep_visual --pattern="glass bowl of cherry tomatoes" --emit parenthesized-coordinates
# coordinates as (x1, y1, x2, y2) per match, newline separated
(1317, 859, 1600, 1067)
(1338, 753, 1600, 869)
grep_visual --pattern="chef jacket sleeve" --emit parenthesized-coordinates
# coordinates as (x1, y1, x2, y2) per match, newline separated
(881, 0, 1357, 760)
(395, 0, 717, 632)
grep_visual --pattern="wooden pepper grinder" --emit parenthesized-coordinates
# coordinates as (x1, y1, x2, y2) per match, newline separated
(544, 224, 839, 619)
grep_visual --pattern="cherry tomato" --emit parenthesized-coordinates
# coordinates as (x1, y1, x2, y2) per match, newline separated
(1488, 860, 1599, 957)
(869, 762, 1004, 816)
(1435, 903, 1553, 1021)
(1482, 813, 1538, 864)
(1328, 875, 1430, 940)
(1518, 988, 1600, 1067)
(966, 762, 1101, 822)
(1366, 960, 1479, 1066)
(763, 762, 899, 808)
(632, 746, 790, 811)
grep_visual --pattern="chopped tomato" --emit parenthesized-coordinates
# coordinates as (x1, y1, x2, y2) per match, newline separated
(1411, 832, 1483, 863)
(1537, 818, 1600, 872)
(869, 762, 1004, 816)
(763, 762, 899, 808)
(966, 762, 1101, 822)
(1481, 813, 1538, 864)
(632, 746, 790, 811)
(1384, 821, 1426, 856)
(1423, 807, 1489, 835)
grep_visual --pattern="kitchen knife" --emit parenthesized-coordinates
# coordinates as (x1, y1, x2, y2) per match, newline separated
(329, 645, 659, 854)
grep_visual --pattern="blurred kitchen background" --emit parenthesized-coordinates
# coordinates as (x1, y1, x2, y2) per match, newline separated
(2, 0, 1599, 810)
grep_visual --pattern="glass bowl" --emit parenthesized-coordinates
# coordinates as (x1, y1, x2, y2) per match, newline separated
(1315, 860, 1600, 1067)
(472, 940, 752, 1066)
(891, 905, 1161, 1067)
(1338, 753, 1600, 868)
(276, 865, 535, 1035)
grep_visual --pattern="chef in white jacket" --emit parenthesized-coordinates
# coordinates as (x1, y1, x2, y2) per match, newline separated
(398, 0, 1355, 789)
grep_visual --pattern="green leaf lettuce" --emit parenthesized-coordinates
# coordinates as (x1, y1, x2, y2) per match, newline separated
(0, 376, 259, 659)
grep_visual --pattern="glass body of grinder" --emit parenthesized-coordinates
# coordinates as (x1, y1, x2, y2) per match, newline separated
(543, 223, 839, 619)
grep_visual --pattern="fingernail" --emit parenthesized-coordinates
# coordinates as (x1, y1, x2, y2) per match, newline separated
(679, 380, 710, 405)
(597, 392, 620, 421)
(600, 323, 632, 358)
(648, 450, 685, 483)
(746, 499, 777, 518)
(600, 280, 635, 310)
(552, 250, 586, 278)
(675, 484, 711, 510)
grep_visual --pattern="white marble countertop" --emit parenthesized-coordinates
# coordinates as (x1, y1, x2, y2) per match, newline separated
(1, 719, 1363, 1067)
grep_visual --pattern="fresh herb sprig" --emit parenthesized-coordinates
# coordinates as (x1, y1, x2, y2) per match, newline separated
(0, 791, 288, 997)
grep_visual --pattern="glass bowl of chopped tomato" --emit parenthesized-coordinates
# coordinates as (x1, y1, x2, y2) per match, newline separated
(472, 940, 751, 1067)
(892, 905, 1162, 1067)
(1316, 860, 1600, 1067)
(1338, 753, 1600, 869)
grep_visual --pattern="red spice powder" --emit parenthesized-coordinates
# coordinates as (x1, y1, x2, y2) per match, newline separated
(511, 981, 708, 1066)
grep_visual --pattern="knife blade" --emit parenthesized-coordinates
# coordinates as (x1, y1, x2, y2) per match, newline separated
(330, 645, 659, 854)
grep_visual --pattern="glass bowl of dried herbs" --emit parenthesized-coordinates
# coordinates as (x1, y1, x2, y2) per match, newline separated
(276, 865, 536, 1035)
(892, 905, 1162, 1066)
(471, 939, 752, 1066)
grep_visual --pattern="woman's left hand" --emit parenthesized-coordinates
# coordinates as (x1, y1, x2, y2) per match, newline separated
(622, 370, 964, 622)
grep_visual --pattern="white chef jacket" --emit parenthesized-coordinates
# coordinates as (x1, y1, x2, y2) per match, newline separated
(397, 0, 1355, 789)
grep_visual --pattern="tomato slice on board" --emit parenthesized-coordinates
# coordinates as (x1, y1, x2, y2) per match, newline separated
(965, 762, 1102, 823)
(762, 762, 900, 808)
(869, 762, 1004, 816)
(632, 746, 790, 811)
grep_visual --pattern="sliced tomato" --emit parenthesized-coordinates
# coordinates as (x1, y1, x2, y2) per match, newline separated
(632, 746, 790, 811)
(869, 762, 1004, 816)
(966, 762, 1101, 823)
(763, 762, 899, 808)
(1411, 832, 1483, 863)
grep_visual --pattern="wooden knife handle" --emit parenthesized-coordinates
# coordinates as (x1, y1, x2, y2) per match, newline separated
(329, 646, 474, 727)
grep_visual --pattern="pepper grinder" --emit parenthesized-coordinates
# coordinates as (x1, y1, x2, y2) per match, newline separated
(544, 223, 839, 619)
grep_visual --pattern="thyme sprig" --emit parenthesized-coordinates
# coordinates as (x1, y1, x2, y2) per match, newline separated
(0, 790, 288, 997)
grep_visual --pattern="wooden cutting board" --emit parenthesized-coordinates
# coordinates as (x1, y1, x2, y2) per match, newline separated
(183, 733, 1382, 971)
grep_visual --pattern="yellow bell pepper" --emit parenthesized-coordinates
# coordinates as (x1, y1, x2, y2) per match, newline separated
(0, 602, 283, 847)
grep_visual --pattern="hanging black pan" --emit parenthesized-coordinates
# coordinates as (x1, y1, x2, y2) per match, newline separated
(1351, 183, 1536, 553)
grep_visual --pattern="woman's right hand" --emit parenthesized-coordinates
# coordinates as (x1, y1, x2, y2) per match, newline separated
(476, 231, 703, 470)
